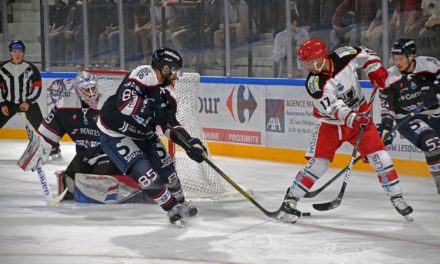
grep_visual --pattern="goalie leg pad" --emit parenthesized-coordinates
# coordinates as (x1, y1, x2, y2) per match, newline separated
(289, 158, 330, 198)
(18, 134, 52, 171)
(367, 150, 402, 197)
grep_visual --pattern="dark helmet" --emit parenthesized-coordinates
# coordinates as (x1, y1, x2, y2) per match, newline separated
(391, 39, 416, 56)
(9, 40, 26, 52)
(151, 47, 183, 71)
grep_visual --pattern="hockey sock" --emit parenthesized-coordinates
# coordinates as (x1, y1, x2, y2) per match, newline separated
(425, 150, 440, 191)
(366, 150, 402, 196)
(289, 158, 330, 198)
(147, 187, 177, 211)
(169, 186, 185, 203)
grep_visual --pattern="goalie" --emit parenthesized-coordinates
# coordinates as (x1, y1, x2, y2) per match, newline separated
(97, 47, 206, 225)
(18, 71, 122, 201)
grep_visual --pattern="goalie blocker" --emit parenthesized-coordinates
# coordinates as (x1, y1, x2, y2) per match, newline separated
(55, 171, 153, 204)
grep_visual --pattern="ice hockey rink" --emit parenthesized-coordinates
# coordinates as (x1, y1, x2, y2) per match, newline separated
(0, 140, 439, 264)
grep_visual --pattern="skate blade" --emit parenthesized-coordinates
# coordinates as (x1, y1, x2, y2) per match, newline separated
(172, 218, 185, 227)
(276, 212, 298, 224)
(50, 154, 62, 160)
(404, 214, 414, 222)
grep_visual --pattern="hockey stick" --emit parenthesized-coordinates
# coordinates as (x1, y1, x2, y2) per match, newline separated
(304, 112, 415, 198)
(20, 114, 68, 206)
(166, 124, 283, 218)
(312, 84, 380, 211)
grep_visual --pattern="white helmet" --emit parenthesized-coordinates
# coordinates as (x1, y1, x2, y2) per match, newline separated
(73, 71, 99, 108)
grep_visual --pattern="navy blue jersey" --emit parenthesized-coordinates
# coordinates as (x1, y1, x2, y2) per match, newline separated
(382, 56, 440, 120)
(38, 91, 110, 159)
(98, 65, 181, 141)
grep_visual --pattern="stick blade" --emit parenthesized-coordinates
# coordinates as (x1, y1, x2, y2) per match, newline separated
(312, 198, 342, 211)
(46, 188, 68, 207)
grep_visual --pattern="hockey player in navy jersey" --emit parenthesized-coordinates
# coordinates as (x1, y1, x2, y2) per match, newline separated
(378, 39, 440, 194)
(18, 71, 122, 200)
(97, 47, 205, 225)
(276, 38, 413, 223)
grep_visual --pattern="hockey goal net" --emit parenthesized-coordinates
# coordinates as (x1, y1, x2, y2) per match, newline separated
(85, 70, 242, 201)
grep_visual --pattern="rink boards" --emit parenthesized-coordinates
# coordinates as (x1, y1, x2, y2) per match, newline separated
(0, 72, 429, 177)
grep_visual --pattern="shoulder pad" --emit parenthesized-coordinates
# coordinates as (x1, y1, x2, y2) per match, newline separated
(415, 56, 440, 74)
(128, 65, 158, 87)
(385, 66, 401, 87)
(306, 75, 324, 99)
(333, 46, 358, 58)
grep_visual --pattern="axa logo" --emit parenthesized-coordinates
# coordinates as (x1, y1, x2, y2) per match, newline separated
(266, 99, 285, 132)
(227, 85, 257, 123)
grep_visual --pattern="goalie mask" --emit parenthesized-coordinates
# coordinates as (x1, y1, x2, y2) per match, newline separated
(73, 71, 99, 108)
(151, 47, 183, 87)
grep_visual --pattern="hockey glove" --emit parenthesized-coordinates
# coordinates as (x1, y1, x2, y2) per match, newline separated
(186, 138, 207, 163)
(376, 123, 394, 146)
(345, 112, 371, 129)
(420, 82, 439, 109)
(367, 65, 388, 90)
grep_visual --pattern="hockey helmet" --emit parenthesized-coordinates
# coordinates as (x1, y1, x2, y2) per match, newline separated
(391, 39, 417, 56)
(151, 47, 183, 71)
(9, 40, 25, 52)
(73, 71, 99, 108)
(298, 38, 328, 61)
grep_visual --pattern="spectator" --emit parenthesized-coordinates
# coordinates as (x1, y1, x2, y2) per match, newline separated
(213, 0, 253, 65)
(329, 0, 379, 52)
(163, 0, 201, 67)
(64, 0, 84, 67)
(96, 0, 119, 67)
(418, 0, 440, 57)
(200, 0, 222, 66)
(273, 12, 309, 78)
(392, 0, 424, 40)
(134, 0, 153, 64)
(39, 0, 68, 66)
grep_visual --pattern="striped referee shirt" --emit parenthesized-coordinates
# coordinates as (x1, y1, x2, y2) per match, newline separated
(0, 60, 42, 106)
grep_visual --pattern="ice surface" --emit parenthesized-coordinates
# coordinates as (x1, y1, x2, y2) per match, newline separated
(0, 140, 439, 264)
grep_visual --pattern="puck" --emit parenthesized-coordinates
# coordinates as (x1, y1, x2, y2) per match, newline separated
(301, 212, 311, 217)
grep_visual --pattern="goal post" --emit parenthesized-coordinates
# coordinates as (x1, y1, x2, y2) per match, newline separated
(84, 70, 245, 201)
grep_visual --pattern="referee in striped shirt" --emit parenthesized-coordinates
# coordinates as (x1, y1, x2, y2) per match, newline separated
(0, 40, 60, 157)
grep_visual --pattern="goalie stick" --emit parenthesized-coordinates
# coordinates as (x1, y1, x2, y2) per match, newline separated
(304, 111, 416, 199)
(166, 124, 295, 219)
(312, 84, 380, 211)
(20, 114, 68, 206)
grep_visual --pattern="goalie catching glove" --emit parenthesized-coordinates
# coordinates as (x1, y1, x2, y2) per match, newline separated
(17, 134, 53, 171)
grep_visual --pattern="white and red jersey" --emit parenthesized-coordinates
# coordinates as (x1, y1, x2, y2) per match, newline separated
(305, 46, 383, 125)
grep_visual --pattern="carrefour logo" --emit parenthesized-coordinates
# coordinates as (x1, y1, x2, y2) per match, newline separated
(226, 85, 257, 123)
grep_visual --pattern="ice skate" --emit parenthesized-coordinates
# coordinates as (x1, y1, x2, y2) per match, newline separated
(50, 146, 62, 160)
(390, 194, 413, 221)
(168, 204, 185, 227)
(434, 175, 440, 195)
(276, 190, 301, 223)
(180, 201, 198, 217)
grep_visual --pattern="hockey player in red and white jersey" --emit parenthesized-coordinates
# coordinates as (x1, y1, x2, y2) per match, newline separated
(378, 39, 440, 194)
(276, 38, 413, 223)
(98, 47, 206, 225)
